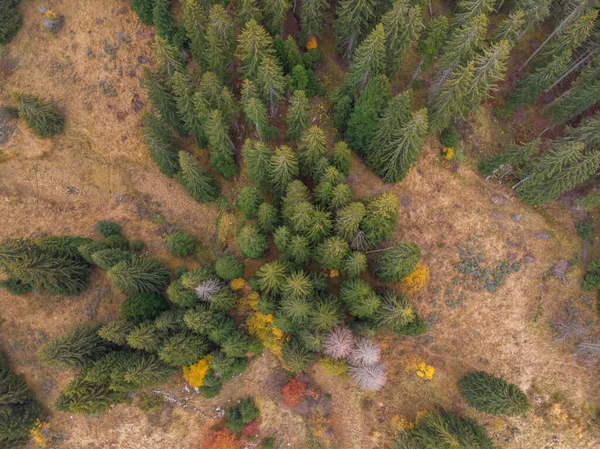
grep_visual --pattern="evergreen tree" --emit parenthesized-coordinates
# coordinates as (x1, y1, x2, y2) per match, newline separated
(284, 36, 305, 73)
(465, 40, 511, 111)
(428, 62, 475, 133)
(256, 260, 288, 294)
(298, 126, 327, 176)
(516, 141, 600, 205)
(242, 139, 273, 190)
(331, 141, 352, 176)
(269, 145, 299, 194)
(141, 112, 179, 177)
(107, 256, 169, 295)
(127, 322, 164, 352)
(158, 333, 208, 366)
(206, 110, 238, 179)
(375, 243, 421, 282)
(562, 112, 600, 148)
(14, 93, 64, 138)
(182, 0, 206, 65)
(56, 375, 128, 414)
(307, 207, 333, 244)
(98, 318, 134, 345)
(132, 0, 155, 25)
(478, 139, 540, 177)
(336, 202, 367, 241)
(91, 248, 131, 270)
(330, 184, 353, 210)
(515, 0, 551, 39)
(236, 186, 263, 219)
(257, 202, 280, 233)
(341, 251, 367, 278)
(334, 0, 378, 59)
(317, 237, 350, 270)
(438, 14, 488, 72)
(282, 339, 314, 373)
(538, 10, 598, 63)
(452, 0, 495, 29)
(178, 151, 220, 202)
(39, 325, 112, 370)
(154, 35, 185, 76)
(382, 0, 422, 77)
(459, 371, 531, 416)
(256, 56, 287, 116)
(262, 0, 290, 35)
(361, 192, 399, 247)
(300, 0, 329, 40)
(171, 72, 206, 146)
(153, 0, 176, 42)
(205, 4, 236, 82)
(239, 0, 263, 26)
(346, 75, 391, 156)
(237, 19, 275, 80)
(369, 91, 412, 157)
(198, 71, 224, 109)
(493, 10, 526, 44)
(280, 233, 307, 265)
(417, 15, 449, 65)
(377, 289, 426, 335)
(239, 224, 269, 259)
(368, 108, 427, 183)
(143, 68, 186, 135)
(243, 96, 270, 141)
(286, 90, 311, 140)
(340, 279, 381, 318)
(347, 24, 386, 90)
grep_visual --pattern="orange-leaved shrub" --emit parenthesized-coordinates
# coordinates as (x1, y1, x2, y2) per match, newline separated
(281, 377, 306, 407)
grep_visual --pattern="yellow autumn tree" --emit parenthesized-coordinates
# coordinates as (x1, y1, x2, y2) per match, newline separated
(183, 354, 212, 388)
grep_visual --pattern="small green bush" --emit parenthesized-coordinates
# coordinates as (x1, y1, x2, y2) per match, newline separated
(120, 292, 168, 323)
(262, 437, 275, 449)
(440, 126, 459, 148)
(0, 278, 33, 295)
(14, 93, 64, 138)
(583, 258, 600, 291)
(236, 187, 263, 219)
(459, 370, 531, 416)
(166, 232, 196, 257)
(215, 255, 244, 281)
(575, 218, 594, 242)
(95, 220, 122, 237)
(225, 397, 261, 433)
(130, 240, 145, 254)
(0, 0, 23, 45)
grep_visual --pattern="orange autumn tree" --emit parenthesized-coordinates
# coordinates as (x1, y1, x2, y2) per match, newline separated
(202, 428, 240, 449)
(281, 377, 306, 407)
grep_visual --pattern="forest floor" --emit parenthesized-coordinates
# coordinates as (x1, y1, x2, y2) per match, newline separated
(0, 1, 599, 449)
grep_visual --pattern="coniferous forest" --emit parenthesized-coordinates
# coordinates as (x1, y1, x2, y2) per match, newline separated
(0, 0, 599, 448)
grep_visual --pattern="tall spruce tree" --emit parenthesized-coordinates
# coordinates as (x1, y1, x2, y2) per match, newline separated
(182, 0, 206, 66)
(262, 0, 290, 35)
(239, 0, 263, 26)
(368, 108, 428, 183)
(143, 68, 186, 135)
(178, 151, 221, 202)
(205, 4, 236, 82)
(107, 257, 169, 295)
(141, 112, 180, 177)
(300, 0, 329, 40)
(269, 145, 299, 194)
(538, 10, 598, 63)
(153, 0, 176, 42)
(243, 96, 270, 141)
(347, 23, 387, 90)
(256, 56, 287, 116)
(298, 126, 327, 176)
(237, 19, 275, 80)
(465, 40, 511, 111)
(286, 90, 311, 140)
(493, 9, 526, 44)
(171, 72, 207, 146)
(243, 139, 274, 190)
(154, 35, 185, 76)
(451, 0, 495, 29)
(334, 0, 378, 59)
(132, 0, 155, 25)
(206, 109, 238, 179)
(515, 0, 551, 39)
(369, 90, 412, 158)
(382, 0, 422, 77)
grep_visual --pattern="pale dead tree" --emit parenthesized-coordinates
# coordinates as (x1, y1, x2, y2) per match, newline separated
(195, 279, 225, 301)
(324, 326, 355, 359)
(349, 362, 387, 391)
(551, 318, 588, 342)
(347, 337, 381, 366)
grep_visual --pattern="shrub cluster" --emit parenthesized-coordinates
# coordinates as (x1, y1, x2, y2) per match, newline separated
(166, 231, 196, 257)
(225, 397, 260, 433)
(13, 94, 64, 138)
(0, 0, 22, 45)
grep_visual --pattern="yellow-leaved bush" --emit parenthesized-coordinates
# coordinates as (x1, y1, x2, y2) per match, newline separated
(319, 356, 348, 377)
(183, 354, 212, 388)
(247, 311, 284, 357)
(400, 262, 430, 295)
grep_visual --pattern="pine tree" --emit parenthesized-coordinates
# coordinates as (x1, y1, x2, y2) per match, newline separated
(236, 186, 263, 219)
(336, 202, 366, 241)
(282, 339, 314, 373)
(239, 224, 269, 258)
(127, 322, 164, 352)
(182, 0, 206, 65)
(154, 35, 185, 76)
(300, 0, 329, 40)
(132, 0, 155, 25)
(177, 151, 220, 202)
(465, 40, 511, 111)
(382, 1, 422, 77)
(340, 279, 381, 318)
(141, 112, 180, 177)
(516, 141, 600, 205)
(153, 0, 176, 42)
(239, 0, 263, 26)
(375, 243, 421, 282)
(107, 256, 169, 295)
(438, 14, 488, 72)
(538, 10, 597, 64)
(360, 192, 399, 248)
(262, 0, 290, 35)
(347, 24, 386, 90)
(98, 318, 134, 345)
(39, 325, 112, 370)
(14, 93, 64, 138)
(341, 251, 367, 278)
(459, 371, 531, 416)
(428, 62, 475, 133)
(242, 139, 273, 190)
(269, 145, 299, 194)
(317, 236, 350, 270)
(257, 202, 280, 233)
(417, 15, 449, 65)
(171, 72, 206, 146)
(143, 68, 186, 135)
(256, 56, 287, 116)
(298, 126, 327, 176)
(256, 260, 288, 294)
(452, 0, 495, 29)
(346, 75, 391, 156)
(158, 332, 208, 367)
(286, 90, 311, 140)
(493, 9, 526, 44)
(331, 141, 352, 176)
(205, 4, 236, 82)
(334, 0, 378, 59)
(206, 110, 238, 179)
(237, 19, 275, 80)
(368, 90, 412, 158)
(243, 96, 270, 141)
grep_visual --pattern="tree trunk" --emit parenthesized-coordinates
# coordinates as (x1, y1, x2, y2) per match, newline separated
(496, 0, 505, 12)
(429, 67, 452, 99)
(544, 49, 597, 93)
(409, 59, 424, 89)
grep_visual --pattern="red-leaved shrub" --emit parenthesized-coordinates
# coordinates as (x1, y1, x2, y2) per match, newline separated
(241, 419, 259, 438)
(281, 378, 306, 407)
